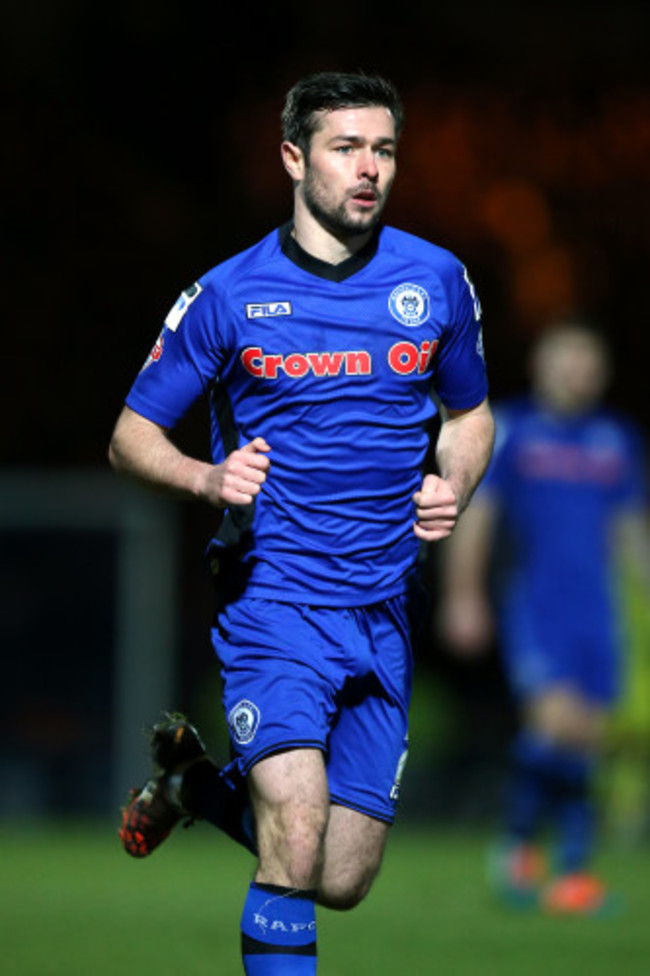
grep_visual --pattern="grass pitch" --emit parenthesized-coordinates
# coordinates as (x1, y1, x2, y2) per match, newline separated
(2, 821, 649, 975)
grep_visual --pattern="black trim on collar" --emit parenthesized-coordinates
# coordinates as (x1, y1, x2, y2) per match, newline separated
(278, 221, 379, 282)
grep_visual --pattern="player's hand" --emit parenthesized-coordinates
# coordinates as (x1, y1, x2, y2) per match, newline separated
(413, 473, 459, 541)
(437, 592, 494, 658)
(201, 437, 271, 507)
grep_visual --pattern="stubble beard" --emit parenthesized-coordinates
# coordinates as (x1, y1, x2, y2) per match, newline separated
(302, 167, 389, 240)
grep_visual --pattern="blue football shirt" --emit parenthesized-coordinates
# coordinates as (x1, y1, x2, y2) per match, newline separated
(126, 223, 488, 605)
(480, 398, 645, 632)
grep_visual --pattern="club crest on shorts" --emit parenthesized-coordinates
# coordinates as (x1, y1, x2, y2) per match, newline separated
(228, 700, 261, 745)
(389, 283, 430, 327)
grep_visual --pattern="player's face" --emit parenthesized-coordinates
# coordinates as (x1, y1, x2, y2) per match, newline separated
(533, 330, 610, 414)
(300, 106, 397, 238)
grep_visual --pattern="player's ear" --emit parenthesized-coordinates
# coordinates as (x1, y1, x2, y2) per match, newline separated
(281, 141, 305, 183)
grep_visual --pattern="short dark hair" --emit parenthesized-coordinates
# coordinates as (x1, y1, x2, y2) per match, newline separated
(281, 71, 404, 153)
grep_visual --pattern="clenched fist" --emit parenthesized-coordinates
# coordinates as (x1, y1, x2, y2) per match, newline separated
(413, 473, 459, 541)
(201, 437, 271, 507)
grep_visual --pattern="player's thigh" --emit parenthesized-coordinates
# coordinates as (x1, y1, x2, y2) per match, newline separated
(319, 804, 390, 909)
(249, 747, 329, 811)
(248, 748, 330, 884)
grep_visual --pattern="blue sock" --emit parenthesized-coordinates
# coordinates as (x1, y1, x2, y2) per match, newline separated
(547, 750, 595, 874)
(241, 882, 317, 974)
(180, 757, 257, 854)
(506, 732, 596, 872)
(504, 731, 554, 842)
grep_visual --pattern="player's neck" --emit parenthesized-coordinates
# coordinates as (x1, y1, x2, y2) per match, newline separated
(291, 204, 374, 266)
(535, 390, 597, 419)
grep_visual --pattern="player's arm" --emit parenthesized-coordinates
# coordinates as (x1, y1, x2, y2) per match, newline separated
(436, 492, 498, 656)
(108, 405, 271, 508)
(615, 509, 650, 588)
(413, 396, 495, 542)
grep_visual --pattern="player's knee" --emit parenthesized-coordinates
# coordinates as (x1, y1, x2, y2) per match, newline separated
(320, 880, 371, 911)
(551, 714, 602, 752)
(527, 690, 606, 752)
(318, 860, 381, 911)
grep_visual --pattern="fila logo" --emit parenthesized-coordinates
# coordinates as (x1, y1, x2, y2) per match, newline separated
(246, 301, 293, 320)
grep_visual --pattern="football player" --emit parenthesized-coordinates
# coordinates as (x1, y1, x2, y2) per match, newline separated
(440, 323, 647, 914)
(109, 70, 494, 972)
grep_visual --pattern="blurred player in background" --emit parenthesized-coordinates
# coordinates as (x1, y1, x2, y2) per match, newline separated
(109, 71, 494, 973)
(439, 322, 648, 914)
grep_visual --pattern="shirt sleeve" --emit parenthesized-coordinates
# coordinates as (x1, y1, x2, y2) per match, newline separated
(433, 262, 489, 410)
(610, 419, 648, 512)
(125, 280, 227, 428)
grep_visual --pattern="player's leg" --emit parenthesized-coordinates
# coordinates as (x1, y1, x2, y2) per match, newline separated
(526, 684, 607, 748)
(250, 762, 390, 907)
(496, 685, 606, 901)
(526, 685, 605, 873)
(312, 595, 412, 909)
(180, 753, 256, 851)
(186, 596, 342, 866)
(524, 686, 611, 914)
(249, 748, 330, 889)
(496, 680, 611, 911)
(500, 596, 620, 911)
(240, 749, 326, 975)
(318, 803, 389, 909)
(213, 598, 357, 975)
(493, 604, 573, 904)
(507, 685, 604, 845)
(237, 585, 414, 974)
(118, 713, 257, 858)
(240, 747, 391, 973)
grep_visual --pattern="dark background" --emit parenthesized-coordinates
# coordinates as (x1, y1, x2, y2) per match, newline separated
(2, 1, 649, 818)
(5, 1, 650, 466)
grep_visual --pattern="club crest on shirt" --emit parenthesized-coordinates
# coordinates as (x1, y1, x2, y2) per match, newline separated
(388, 283, 430, 327)
(228, 700, 261, 745)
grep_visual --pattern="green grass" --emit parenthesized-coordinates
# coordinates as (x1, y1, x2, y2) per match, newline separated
(2, 821, 649, 975)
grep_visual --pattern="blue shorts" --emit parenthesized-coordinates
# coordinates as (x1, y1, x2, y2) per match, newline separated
(211, 593, 415, 823)
(500, 590, 620, 706)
